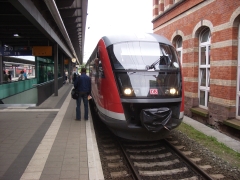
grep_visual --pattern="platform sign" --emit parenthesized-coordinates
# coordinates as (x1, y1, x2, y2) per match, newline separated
(32, 46, 52, 56)
(0, 46, 32, 56)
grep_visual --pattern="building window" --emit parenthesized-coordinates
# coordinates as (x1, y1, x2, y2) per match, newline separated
(199, 28, 211, 109)
(176, 37, 183, 63)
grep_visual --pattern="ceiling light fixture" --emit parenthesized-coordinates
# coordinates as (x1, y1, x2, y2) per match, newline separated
(72, 58, 76, 63)
(13, 33, 19, 37)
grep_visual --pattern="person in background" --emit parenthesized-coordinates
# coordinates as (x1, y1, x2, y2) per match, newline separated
(3, 70, 8, 83)
(74, 68, 91, 121)
(65, 70, 69, 84)
(18, 70, 24, 81)
(23, 70, 27, 80)
(72, 68, 78, 84)
(7, 71, 12, 82)
(69, 71, 72, 84)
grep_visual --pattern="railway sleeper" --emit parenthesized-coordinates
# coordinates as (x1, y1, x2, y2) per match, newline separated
(110, 171, 130, 178)
(139, 167, 188, 176)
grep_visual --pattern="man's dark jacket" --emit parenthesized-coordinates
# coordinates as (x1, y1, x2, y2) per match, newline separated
(74, 73, 91, 95)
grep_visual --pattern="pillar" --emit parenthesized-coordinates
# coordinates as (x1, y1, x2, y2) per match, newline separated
(164, 0, 173, 10)
(0, 41, 2, 83)
(153, 0, 159, 18)
(159, 0, 164, 14)
(54, 44, 58, 96)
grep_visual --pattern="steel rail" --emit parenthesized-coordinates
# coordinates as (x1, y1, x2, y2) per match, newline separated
(165, 139, 214, 180)
(116, 138, 142, 180)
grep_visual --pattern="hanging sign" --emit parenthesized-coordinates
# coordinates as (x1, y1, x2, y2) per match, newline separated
(32, 46, 52, 56)
(64, 59, 69, 64)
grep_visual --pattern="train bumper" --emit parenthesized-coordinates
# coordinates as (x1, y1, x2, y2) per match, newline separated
(99, 110, 182, 141)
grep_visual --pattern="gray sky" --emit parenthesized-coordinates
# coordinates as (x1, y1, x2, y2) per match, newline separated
(83, 0, 153, 62)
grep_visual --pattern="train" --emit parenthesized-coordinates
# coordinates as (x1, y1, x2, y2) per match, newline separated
(86, 33, 184, 141)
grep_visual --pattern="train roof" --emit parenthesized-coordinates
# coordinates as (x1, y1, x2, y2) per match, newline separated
(101, 33, 172, 47)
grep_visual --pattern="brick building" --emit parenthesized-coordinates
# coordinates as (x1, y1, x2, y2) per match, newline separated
(152, 0, 240, 135)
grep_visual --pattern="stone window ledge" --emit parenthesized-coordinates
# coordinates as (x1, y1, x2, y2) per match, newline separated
(190, 107, 209, 117)
(223, 119, 240, 130)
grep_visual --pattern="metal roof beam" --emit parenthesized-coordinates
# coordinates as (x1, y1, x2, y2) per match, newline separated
(8, 0, 73, 59)
(44, 0, 79, 64)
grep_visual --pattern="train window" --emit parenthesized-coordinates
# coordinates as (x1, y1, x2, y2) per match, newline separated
(108, 42, 180, 70)
(110, 42, 160, 70)
(98, 61, 105, 78)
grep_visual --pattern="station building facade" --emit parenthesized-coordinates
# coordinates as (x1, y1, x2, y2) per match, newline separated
(152, 0, 240, 135)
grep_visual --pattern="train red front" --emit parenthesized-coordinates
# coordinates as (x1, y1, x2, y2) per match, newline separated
(86, 33, 184, 141)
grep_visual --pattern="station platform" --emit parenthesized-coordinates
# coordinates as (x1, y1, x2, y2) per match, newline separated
(0, 84, 240, 180)
(0, 84, 104, 180)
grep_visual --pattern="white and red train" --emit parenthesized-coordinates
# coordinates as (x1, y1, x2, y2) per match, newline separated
(86, 33, 184, 141)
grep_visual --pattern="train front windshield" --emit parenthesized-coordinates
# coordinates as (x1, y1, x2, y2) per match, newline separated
(107, 42, 182, 98)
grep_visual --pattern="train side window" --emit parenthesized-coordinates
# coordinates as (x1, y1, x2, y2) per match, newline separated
(159, 44, 179, 69)
(98, 61, 105, 78)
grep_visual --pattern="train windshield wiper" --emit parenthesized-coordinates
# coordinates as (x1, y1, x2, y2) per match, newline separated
(128, 72, 136, 75)
(146, 56, 164, 71)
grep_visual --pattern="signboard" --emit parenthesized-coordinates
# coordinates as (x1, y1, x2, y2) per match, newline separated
(32, 46, 52, 56)
(0, 46, 32, 56)
(64, 59, 69, 64)
(0, 46, 52, 56)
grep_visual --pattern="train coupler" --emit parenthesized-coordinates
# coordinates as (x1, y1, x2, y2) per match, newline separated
(140, 107, 172, 133)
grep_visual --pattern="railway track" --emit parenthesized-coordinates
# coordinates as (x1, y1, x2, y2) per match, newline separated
(89, 103, 225, 179)
(119, 139, 214, 180)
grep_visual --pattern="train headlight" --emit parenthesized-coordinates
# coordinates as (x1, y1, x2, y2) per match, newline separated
(169, 88, 177, 95)
(124, 88, 132, 95)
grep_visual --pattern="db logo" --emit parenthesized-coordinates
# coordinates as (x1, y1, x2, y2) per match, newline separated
(150, 89, 158, 95)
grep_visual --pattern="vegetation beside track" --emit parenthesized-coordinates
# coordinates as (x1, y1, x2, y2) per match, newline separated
(176, 123, 240, 169)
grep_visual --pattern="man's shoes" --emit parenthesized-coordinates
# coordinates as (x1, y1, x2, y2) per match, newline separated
(75, 119, 81, 121)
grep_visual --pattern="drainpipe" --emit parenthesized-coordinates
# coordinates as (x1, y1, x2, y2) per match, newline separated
(44, 0, 79, 64)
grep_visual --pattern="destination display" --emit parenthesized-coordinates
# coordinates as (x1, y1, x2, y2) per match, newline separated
(0, 46, 32, 56)
(0, 46, 52, 56)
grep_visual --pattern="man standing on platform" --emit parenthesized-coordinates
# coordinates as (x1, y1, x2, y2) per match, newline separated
(74, 67, 91, 120)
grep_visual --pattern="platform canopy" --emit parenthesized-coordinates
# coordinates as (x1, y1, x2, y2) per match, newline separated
(0, 0, 88, 65)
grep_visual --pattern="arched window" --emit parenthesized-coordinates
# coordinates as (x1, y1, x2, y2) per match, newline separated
(176, 37, 183, 63)
(199, 28, 211, 109)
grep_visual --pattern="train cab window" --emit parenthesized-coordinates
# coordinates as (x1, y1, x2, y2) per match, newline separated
(109, 42, 160, 70)
(108, 42, 180, 70)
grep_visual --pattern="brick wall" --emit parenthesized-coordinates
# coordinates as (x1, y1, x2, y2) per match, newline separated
(152, 0, 240, 124)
